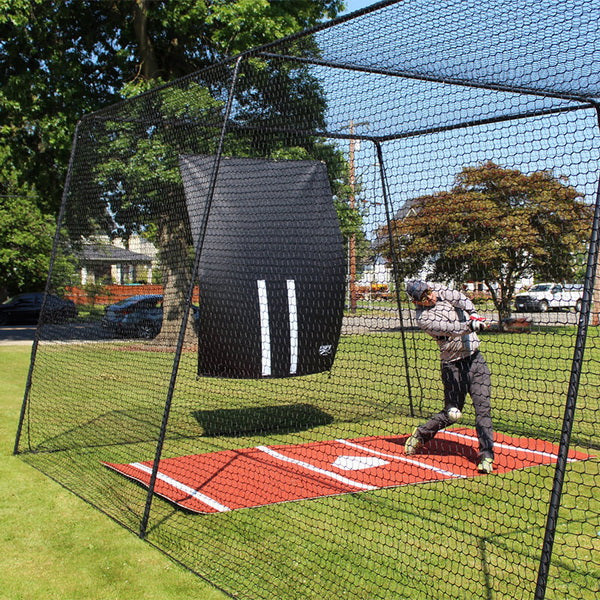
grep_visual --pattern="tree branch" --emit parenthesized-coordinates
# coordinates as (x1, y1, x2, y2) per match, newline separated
(132, 0, 159, 79)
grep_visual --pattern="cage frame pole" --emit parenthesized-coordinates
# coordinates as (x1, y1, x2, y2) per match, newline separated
(374, 141, 415, 416)
(139, 55, 244, 540)
(256, 52, 595, 107)
(534, 101, 600, 600)
(13, 120, 83, 455)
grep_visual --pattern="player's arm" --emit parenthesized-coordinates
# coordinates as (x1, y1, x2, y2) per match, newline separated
(435, 287, 477, 313)
(417, 310, 472, 338)
(435, 286, 487, 329)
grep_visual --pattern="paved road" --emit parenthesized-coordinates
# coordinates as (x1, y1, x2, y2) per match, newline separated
(0, 309, 581, 345)
(0, 325, 36, 345)
(0, 322, 112, 345)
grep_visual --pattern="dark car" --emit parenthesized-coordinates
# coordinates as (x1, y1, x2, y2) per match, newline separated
(0, 292, 78, 325)
(101, 294, 199, 339)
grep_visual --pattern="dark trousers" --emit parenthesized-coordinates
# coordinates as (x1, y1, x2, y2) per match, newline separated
(417, 351, 494, 459)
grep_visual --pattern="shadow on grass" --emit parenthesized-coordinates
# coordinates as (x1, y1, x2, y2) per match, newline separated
(193, 403, 334, 437)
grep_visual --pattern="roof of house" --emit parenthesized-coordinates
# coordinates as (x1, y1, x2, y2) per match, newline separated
(79, 244, 152, 264)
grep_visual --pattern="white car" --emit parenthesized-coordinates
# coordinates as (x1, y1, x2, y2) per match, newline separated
(514, 283, 583, 313)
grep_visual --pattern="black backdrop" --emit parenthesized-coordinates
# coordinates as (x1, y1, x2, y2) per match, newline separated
(180, 155, 346, 378)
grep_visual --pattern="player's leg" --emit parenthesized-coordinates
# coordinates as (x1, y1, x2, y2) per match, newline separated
(406, 359, 467, 454)
(441, 358, 468, 421)
(469, 351, 494, 472)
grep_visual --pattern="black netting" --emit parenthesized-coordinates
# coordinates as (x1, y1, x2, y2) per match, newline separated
(15, 2, 599, 599)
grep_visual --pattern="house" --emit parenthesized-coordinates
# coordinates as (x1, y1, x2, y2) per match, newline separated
(358, 254, 392, 286)
(78, 238, 155, 285)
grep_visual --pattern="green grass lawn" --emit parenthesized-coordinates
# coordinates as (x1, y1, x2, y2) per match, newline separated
(0, 346, 227, 600)
(6, 326, 600, 600)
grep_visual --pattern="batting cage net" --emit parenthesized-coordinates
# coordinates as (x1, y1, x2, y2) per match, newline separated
(14, 1, 600, 599)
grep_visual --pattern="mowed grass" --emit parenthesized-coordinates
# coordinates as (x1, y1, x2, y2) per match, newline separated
(7, 326, 600, 600)
(0, 346, 228, 600)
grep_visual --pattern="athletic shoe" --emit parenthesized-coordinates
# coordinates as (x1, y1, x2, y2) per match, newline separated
(477, 457, 493, 474)
(404, 429, 422, 455)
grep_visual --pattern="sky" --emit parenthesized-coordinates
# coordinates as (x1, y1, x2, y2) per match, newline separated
(319, 0, 600, 239)
(341, 0, 383, 15)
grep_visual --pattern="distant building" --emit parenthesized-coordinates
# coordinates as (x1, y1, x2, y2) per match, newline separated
(78, 235, 157, 285)
(358, 254, 391, 286)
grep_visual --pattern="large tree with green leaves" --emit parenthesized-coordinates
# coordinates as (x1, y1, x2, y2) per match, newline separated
(1, 1, 363, 325)
(380, 161, 592, 324)
(1, 0, 345, 214)
(2, 0, 356, 341)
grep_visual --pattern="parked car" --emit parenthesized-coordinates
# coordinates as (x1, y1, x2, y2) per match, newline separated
(0, 292, 77, 325)
(101, 294, 199, 339)
(514, 283, 583, 313)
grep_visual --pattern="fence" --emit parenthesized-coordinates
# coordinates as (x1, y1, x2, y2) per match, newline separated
(65, 284, 200, 306)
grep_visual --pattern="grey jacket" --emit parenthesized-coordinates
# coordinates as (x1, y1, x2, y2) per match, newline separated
(415, 284, 480, 363)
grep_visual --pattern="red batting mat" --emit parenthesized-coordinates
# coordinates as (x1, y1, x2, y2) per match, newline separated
(102, 428, 592, 514)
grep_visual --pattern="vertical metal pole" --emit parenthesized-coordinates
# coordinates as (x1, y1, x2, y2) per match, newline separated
(348, 122, 358, 313)
(139, 56, 244, 539)
(534, 103, 600, 599)
(13, 120, 83, 455)
(374, 141, 415, 416)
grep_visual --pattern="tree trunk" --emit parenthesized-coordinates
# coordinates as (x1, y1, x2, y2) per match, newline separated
(133, 0, 160, 79)
(153, 200, 197, 347)
(485, 280, 510, 330)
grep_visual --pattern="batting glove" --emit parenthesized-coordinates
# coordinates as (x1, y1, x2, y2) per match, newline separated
(468, 314, 487, 331)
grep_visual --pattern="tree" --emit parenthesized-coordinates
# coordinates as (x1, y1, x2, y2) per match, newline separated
(379, 162, 593, 324)
(84, 68, 355, 343)
(11, 0, 350, 343)
(0, 0, 344, 216)
(1, 0, 130, 214)
(1, 1, 356, 337)
(0, 191, 75, 301)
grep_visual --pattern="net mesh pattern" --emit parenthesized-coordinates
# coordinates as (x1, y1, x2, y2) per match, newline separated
(15, 1, 600, 599)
